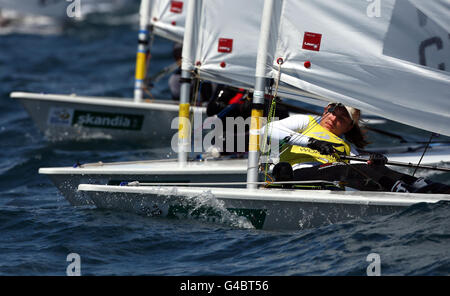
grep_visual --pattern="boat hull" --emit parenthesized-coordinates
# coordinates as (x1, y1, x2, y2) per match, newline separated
(40, 150, 450, 207)
(40, 158, 249, 206)
(12, 92, 205, 142)
(78, 185, 450, 230)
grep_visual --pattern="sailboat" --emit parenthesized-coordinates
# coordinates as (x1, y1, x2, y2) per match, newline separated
(37, 0, 444, 207)
(0, 0, 80, 19)
(10, 0, 205, 143)
(75, 0, 450, 230)
(38, 0, 266, 206)
(0, 0, 126, 34)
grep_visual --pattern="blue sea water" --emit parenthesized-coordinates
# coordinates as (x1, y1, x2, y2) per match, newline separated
(0, 12, 449, 277)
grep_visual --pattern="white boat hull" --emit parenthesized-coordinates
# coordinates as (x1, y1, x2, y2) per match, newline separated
(40, 146, 450, 207)
(12, 92, 205, 142)
(78, 184, 450, 230)
(40, 158, 249, 206)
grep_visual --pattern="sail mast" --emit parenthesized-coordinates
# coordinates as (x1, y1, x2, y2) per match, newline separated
(134, 0, 152, 101)
(177, 0, 198, 165)
(247, 0, 276, 189)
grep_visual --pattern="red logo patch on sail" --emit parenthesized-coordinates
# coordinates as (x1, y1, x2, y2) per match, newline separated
(218, 38, 233, 53)
(170, 1, 183, 13)
(302, 32, 322, 51)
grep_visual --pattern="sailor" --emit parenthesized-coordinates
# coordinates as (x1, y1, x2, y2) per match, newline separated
(207, 85, 290, 156)
(264, 102, 450, 193)
(168, 42, 183, 101)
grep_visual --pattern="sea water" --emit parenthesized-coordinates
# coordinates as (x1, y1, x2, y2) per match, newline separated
(0, 11, 449, 276)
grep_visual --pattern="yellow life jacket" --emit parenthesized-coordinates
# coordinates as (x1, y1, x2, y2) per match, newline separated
(280, 116, 351, 166)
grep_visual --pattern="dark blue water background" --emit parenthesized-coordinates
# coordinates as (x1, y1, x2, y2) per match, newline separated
(0, 10, 449, 276)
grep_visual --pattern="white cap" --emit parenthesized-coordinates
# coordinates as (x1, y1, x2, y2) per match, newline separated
(328, 102, 360, 125)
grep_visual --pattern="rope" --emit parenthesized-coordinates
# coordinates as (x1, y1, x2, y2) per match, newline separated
(190, 70, 201, 106)
(143, 85, 155, 101)
(261, 59, 283, 182)
(121, 179, 341, 187)
(334, 153, 384, 190)
(412, 132, 435, 176)
(187, 70, 202, 131)
(142, 35, 154, 100)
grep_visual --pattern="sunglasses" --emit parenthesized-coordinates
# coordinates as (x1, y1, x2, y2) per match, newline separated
(326, 103, 352, 123)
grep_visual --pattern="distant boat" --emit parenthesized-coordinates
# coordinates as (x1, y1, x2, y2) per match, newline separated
(10, 0, 204, 143)
(0, 0, 130, 20)
(0, 0, 136, 34)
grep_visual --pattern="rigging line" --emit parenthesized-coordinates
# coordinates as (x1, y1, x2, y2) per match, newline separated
(142, 85, 155, 101)
(262, 61, 283, 181)
(260, 61, 327, 180)
(261, 81, 280, 153)
(141, 29, 155, 96)
(124, 179, 341, 187)
(262, 59, 290, 155)
(190, 70, 201, 106)
(188, 70, 202, 131)
(335, 153, 384, 191)
(265, 172, 275, 184)
(260, 60, 329, 158)
(147, 61, 179, 84)
(412, 132, 435, 176)
(340, 155, 450, 172)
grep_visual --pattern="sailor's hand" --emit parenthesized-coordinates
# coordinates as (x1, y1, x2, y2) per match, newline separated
(307, 138, 336, 155)
(368, 153, 388, 166)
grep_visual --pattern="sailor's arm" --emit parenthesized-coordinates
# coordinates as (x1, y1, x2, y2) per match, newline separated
(261, 114, 312, 146)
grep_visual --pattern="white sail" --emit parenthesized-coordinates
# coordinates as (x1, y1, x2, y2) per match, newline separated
(190, 0, 264, 89)
(149, 0, 187, 43)
(265, 0, 449, 136)
(175, 0, 323, 105)
(185, 0, 449, 134)
(409, 0, 450, 32)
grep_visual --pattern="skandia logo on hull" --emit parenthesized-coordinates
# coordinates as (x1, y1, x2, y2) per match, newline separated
(72, 110, 144, 131)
